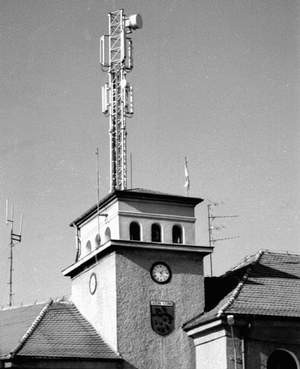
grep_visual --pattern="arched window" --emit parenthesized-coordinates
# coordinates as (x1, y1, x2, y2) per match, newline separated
(104, 227, 111, 242)
(172, 225, 183, 244)
(95, 233, 101, 248)
(151, 223, 161, 242)
(267, 349, 298, 369)
(130, 222, 141, 241)
(86, 240, 92, 253)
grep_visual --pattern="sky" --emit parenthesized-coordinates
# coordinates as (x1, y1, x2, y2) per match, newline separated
(0, 0, 299, 307)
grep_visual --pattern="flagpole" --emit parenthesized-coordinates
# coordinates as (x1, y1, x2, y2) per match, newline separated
(184, 156, 190, 196)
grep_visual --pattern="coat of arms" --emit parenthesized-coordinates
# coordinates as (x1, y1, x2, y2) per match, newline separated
(150, 301, 175, 336)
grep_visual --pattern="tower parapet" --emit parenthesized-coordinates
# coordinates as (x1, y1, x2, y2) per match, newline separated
(69, 189, 207, 261)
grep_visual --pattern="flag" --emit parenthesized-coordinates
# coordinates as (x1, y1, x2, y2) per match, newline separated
(184, 156, 190, 193)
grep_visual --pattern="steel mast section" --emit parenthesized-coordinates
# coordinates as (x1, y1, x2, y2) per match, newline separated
(100, 10, 142, 191)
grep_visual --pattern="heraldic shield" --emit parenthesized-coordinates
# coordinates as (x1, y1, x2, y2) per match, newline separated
(150, 301, 175, 336)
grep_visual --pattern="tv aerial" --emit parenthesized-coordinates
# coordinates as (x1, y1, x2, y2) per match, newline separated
(207, 202, 239, 276)
(5, 200, 23, 307)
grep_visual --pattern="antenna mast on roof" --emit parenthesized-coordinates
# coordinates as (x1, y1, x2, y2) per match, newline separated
(207, 203, 239, 276)
(100, 9, 142, 192)
(5, 200, 23, 307)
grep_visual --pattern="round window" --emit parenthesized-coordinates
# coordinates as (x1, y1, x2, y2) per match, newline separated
(89, 273, 97, 295)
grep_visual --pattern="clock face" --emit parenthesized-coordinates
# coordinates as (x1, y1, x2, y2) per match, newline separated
(89, 273, 97, 295)
(151, 262, 171, 284)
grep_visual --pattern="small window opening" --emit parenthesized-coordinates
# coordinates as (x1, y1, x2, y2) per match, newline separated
(95, 233, 101, 248)
(86, 240, 92, 253)
(172, 225, 183, 244)
(104, 227, 111, 242)
(267, 349, 298, 369)
(151, 223, 161, 242)
(130, 222, 141, 241)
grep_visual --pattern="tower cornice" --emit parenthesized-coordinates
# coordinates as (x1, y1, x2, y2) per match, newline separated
(62, 239, 212, 278)
(70, 189, 203, 228)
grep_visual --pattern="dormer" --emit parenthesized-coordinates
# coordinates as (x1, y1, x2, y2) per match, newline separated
(70, 188, 203, 261)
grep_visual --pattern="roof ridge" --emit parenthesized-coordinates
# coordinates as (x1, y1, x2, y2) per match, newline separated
(10, 299, 53, 358)
(0, 300, 51, 311)
(262, 250, 300, 256)
(217, 250, 264, 317)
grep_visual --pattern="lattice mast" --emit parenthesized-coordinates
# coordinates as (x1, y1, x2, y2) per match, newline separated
(100, 10, 142, 191)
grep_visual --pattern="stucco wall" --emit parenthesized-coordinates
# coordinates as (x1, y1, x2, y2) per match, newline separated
(71, 253, 118, 351)
(115, 248, 205, 369)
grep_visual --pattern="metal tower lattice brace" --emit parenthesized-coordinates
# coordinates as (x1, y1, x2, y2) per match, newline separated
(100, 9, 142, 191)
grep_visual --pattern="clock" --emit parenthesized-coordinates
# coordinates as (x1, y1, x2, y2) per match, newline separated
(151, 262, 171, 284)
(89, 273, 97, 295)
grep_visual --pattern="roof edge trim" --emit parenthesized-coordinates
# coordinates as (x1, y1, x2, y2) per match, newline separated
(217, 250, 264, 317)
(185, 318, 223, 337)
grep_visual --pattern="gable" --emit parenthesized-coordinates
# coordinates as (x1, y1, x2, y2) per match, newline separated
(0, 301, 119, 361)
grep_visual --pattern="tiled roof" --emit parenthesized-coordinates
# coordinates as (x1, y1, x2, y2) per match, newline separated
(0, 302, 48, 358)
(0, 300, 119, 360)
(184, 251, 300, 330)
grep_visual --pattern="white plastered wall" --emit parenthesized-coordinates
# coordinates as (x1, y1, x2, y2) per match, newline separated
(79, 201, 119, 258)
(71, 252, 117, 351)
(194, 329, 227, 369)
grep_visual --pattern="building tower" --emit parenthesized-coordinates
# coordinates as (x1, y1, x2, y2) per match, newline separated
(63, 10, 213, 369)
(64, 190, 212, 369)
